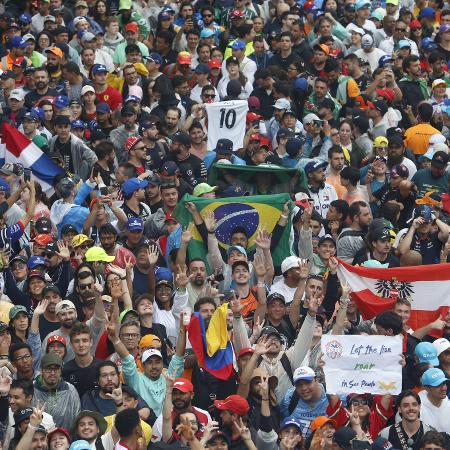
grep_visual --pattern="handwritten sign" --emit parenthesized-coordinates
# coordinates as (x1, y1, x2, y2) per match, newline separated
(321, 335, 402, 395)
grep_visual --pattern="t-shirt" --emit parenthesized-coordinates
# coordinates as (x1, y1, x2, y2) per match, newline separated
(419, 389, 450, 433)
(206, 100, 248, 151)
(96, 86, 122, 111)
(409, 231, 442, 265)
(165, 153, 207, 187)
(39, 316, 61, 341)
(52, 137, 74, 173)
(62, 357, 103, 397)
(404, 124, 441, 155)
(412, 169, 449, 197)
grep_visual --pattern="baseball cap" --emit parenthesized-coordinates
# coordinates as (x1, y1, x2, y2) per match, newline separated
(47, 335, 67, 347)
(41, 352, 63, 368)
(92, 64, 107, 75)
(286, 137, 305, 157)
(23, 111, 40, 122)
(415, 342, 439, 366)
(155, 267, 173, 286)
(126, 217, 144, 231)
(55, 300, 76, 315)
(280, 418, 303, 433)
(125, 136, 143, 153)
(227, 245, 247, 257)
(9, 305, 28, 320)
(374, 136, 389, 148)
(421, 37, 438, 51)
(273, 98, 291, 110)
(124, 22, 139, 33)
(388, 134, 404, 147)
(13, 408, 33, 426)
(159, 161, 179, 176)
(303, 113, 320, 125)
(398, 39, 411, 49)
(71, 120, 85, 130)
(378, 55, 392, 67)
(347, 23, 365, 35)
(260, 326, 281, 339)
(61, 224, 78, 236)
(10, 37, 27, 49)
(45, 46, 64, 59)
(19, 13, 32, 24)
(333, 427, 357, 450)
(138, 333, 161, 348)
(433, 338, 450, 356)
(23, 33, 36, 42)
(372, 437, 395, 450)
(266, 292, 286, 305)
(208, 58, 221, 69)
(194, 63, 210, 74)
(96, 102, 111, 114)
(418, 7, 435, 18)
(54, 115, 71, 126)
(10, 255, 28, 266)
(27, 255, 47, 269)
(231, 40, 246, 50)
(28, 269, 46, 281)
(177, 51, 192, 65)
(413, 204, 433, 223)
(193, 183, 217, 197)
(369, 100, 389, 116)
(144, 52, 163, 65)
(42, 283, 61, 297)
(304, 160, 328, 174)
(215, 138, 233, 154)
(0, 162, 22, 176)
(293, 366, 315, 383)
(200, 28, 214, 38)
(421, 367, 449, 386)
(238, 347, 255, 358)
(390, 164, 409, 178)
(371, 228, 391, 241)
(9, 89, 24, 101)
(294, 78, 308, 92)
(376, 88, 395, 103)
(355, 0, 371, 9)
(122, 178, 149, 196)
(281, 255, 300, 274)
(81, 85, 95, 96)
(361, 34, 374, 49)
(85, 247, 115, 263)
(172, 131, 191, 146)
(173, 378, 194, 393)
(142, 348, 163, 362)
(319, 234, 336, 246)
(230, 9, 245, 18)
(432, 78, 447, 89)
(214, 395, 250, 416)
(311, 416, 337, 432)
(232, 260, 249, 272)
(124, 95, 141, 104)
(431, 151, 449, 168)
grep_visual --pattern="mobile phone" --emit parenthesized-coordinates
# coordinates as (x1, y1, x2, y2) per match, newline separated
(92, 167, 99, 178)
(100, 186, 109, 196)
(313, 119, 324, 126)
(214, 273, 224, 283)
(24, 168, 31, 182)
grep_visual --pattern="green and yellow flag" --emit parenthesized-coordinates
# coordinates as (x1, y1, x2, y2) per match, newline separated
(173, 193, 292, 268)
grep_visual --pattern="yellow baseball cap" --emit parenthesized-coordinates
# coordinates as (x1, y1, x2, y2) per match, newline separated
(139, 334, 162, 349)
(374, 136, 389, 148)
(72, 234, 94, 248)
(85, 246, 115, 263)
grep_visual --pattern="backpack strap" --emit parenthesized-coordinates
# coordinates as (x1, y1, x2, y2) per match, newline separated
(280, 353, 294, 384)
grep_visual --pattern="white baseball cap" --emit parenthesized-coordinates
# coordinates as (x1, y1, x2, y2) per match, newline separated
(55, 299, 76, 315)
(433, 338, 450, 356)
(303, 113, 320, 125)
(281, 256, 300, 274)
(429, 134, 446, 146)
(142, 349, 163, 362)
(293, 366, 315, 383)
(9, 89, 24, 101)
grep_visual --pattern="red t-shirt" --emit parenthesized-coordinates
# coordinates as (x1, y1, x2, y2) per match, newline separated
(96, 86, 122, 111)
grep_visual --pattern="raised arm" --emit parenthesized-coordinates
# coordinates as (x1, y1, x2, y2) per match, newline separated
(162, 373, 175, 443)
(176, 227, 192, 270)
(147, 245, 158, 301)
(252, 252, 268, 325)
(288, 259, 309, 330)
(16, 405, 44, 450)
(397, 218, 421, 256)
(255, 229, 274, 285)
(20, 181, 36, 229)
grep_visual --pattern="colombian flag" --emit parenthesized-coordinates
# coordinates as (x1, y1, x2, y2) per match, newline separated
(187, 303, 235, 380)
(174, 193, 293, 267)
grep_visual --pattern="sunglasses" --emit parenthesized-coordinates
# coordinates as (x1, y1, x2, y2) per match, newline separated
(203, 94, 215, 99)
(78, 283, 92, 290)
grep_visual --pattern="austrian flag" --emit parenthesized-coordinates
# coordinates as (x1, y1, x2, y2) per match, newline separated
(337, 259, 450, 331)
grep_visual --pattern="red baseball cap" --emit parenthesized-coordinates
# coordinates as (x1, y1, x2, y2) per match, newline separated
(238, 347, 254, 358)
(173, 378, 194, 393)
(164, 213, 178, 224)
(33, 234, 54, 246)
(208, 58, 221, 69)
(214, 395, 250, 416)
(177, 51, 192, 65)
(249, 133, 261, 142)
(375, 88, 395, 103)
(124, 22, 139, 33)
(246, 111, 262, 122)
(47, 428, 70, 444)
(230, 9, 245, 18)
(47, 335, 67, 347)
(125, 136, 142, 152)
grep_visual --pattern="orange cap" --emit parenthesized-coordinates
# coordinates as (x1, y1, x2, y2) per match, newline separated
(310, 416, 337, 432)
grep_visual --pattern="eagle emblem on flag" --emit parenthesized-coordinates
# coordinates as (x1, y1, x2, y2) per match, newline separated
(374, 278, 414, 300)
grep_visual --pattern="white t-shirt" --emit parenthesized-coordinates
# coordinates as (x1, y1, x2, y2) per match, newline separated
(354, 48, 387, 73)
(419, 390, 450, 433)
(270, 277, 297, 304)
(205, 100, 248, 151)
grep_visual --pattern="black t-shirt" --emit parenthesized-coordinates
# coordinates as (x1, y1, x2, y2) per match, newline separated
(410, 231, 443, 265)
(373, 184, 416, 229)
(62, 357, 103, 397)
(53, 137, 74, 173)
(39, 316, 61, 341)
(165, 154, 207, 187)
(262, 317, 296, 348)
(352, 247, 400, 267)
(120, 202, 151, 220)
(24, 88, 59, 109)
(149, 199, 164, 214)
(268, 52, 297, 72)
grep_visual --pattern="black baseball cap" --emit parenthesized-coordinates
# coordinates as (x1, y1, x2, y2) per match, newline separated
(35, 217, 52, 233)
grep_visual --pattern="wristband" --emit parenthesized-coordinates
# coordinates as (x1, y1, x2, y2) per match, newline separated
(257, 282, 265, 288)
(112, 339, 121, 346)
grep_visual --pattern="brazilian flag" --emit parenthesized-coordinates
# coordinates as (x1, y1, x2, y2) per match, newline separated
(173, 193, 293, 268)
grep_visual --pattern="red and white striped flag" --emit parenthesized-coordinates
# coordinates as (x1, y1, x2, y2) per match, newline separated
(337, 259, 450, 331)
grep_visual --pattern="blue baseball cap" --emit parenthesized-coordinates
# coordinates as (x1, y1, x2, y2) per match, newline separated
(378, 55, 392, 67)
(414, 204, 433, 222)
(200, 28, 214, 38)
(231, 40, 246, 50)
(421, 37, 438, 51)
(144, 52, 163, 65)
(398, 39, 411, 49)
(421, 368, 448, 386)
(221, 185, 249, 197)
(71, 120, 85, 130)
(19, 13, 32, 24)
(31, 107, 45, 123)
(415, 342, 439, 366)
(227, 245, 247, 256)
(23, 111, 40, 123)
(96, 102, 111, 114)
(304, 160, 328, 174)
(419, 7, 435, 18)
(122, 178, 149, 196)
(27, 255, 48, 269)
(126, 217, 144, 231)
(195, 63, 210, 74)
(54, 95, 69, 109)
(69, 441, 91, 450)
(0, 178, 10, 194)
(124, 95, 141, 104)
(155, 267, 173, 285)
(92, 64, 107, 75)
(294, 77, 308, 91)
(312, 9, 324, 20)
(9, 37, 27, 49)
(355, 0, 370, 9)
(280, 418, 303, 432)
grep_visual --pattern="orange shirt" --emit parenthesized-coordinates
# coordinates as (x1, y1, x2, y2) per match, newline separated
(240, 287, 258, 319)
(404, 123, 441, 155)
(327, 174, 346, 199)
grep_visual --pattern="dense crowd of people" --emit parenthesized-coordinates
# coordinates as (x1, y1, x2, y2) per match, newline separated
(1, 0, 450, 449)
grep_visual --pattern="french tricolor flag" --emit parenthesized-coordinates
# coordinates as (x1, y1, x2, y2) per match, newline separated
(0, 123, 65, 195)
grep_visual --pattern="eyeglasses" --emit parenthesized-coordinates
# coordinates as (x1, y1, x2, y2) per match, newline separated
(350, 399, 368, 406)
(133, 145, 146, 151)
(43, 366, 61, 373)
(15, 354, 32, 362)
(12, 263, 27, 270)
(78, 283, 92, 290)
(120, 333, 140, 339)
